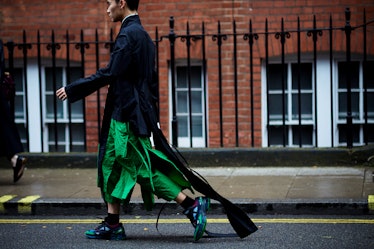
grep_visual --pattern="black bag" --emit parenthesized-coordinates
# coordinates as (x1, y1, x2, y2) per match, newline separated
(1, 72, 15, 101)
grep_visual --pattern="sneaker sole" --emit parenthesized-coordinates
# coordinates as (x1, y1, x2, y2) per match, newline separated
(193, 215, 207, 241)
(193, 197, 209, 241)
(86, 234, 126, 240)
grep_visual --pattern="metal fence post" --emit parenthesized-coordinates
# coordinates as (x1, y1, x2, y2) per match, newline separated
(212, 21, 227, 147)
(344, 7, 353, 148)
(244, 20, 259, 147)
(168, 16, 178, 146)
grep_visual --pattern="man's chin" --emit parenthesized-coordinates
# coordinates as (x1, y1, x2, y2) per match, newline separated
(111, 18, 121, 22)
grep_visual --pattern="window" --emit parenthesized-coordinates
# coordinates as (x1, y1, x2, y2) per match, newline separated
(174, 64, 206, 147)
(11, 64, 85, 152)
(266, 62, 314, 147)
(44, 67, 85, 152)
(337, 61, 374, 145)
(263, 58, 374, 148)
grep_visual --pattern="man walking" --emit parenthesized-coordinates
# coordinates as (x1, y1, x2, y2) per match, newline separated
(57, 0, 209, 241)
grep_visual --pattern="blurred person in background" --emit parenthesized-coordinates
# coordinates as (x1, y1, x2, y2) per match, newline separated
(0, 39, 27, 183)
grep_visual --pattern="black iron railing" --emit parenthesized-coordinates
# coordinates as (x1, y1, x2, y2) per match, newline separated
(2, 7, 373, 152)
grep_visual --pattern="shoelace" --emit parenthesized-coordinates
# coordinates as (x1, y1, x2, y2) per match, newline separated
(155, 201, 197, 234)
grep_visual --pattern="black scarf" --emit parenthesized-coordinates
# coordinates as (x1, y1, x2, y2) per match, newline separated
(144, 106, 258, 238)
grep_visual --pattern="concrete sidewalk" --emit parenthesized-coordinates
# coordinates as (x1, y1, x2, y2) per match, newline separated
(0, 166, 373, 216)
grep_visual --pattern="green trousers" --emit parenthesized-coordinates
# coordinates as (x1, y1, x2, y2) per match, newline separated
(99, 120, 191, 210)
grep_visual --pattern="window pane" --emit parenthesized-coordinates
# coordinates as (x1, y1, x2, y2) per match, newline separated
(351, 92, 359, 119)
(267, 64, 287, 90)
(71, 101, 83, 119)
(12, 68, 25, 119)
(47, 123, 84, 152)
(13, 68, 24, 92)
(367, 93, 374, 119)
(48, 123, 65, 140)
(191, 66, 202, 88)
(292, 125, 313, 146)
(71, 123, 85, 142)
(292, 93, 312, 120)
(364, 124, 374, 143)
(177, 116, 188, 137)
(48, 123, 66, 152)
(176, 67, 187, 88)
(338, 92, 346, 118)
(191, 91, 202, 113)
(338, 124, 360, 144)
(14, 95, 25, 119)
(67, 67, 84, 119)
(192, 116, 203, 137)
(16, 123, 28, 151)
(269, 94, 287, 120)
(338, 92, 359, 119)
(48, 145, 65, 152)
(177, 91, 188, 113)
(338, 61, 359, 89)
(292, 63, 312, 90)
(45, 67, 63, 91)
(268, 126, 288, 146)
(48, 124, 66, 152)
(46, 95, 63, 118)
(363, 61, 374, 89)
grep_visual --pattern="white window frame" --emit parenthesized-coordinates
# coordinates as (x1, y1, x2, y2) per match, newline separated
(262, 55, 373, 148)
(12, 59, 84, 152)
(262, 56, 335, 148)
(262, 60, 317, 147)
(334, 60, 374, 146)
(169, 61, 207, 148)
(43, 66, 85, 152)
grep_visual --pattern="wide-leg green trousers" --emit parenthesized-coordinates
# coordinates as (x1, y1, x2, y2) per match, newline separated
(99, 120, 191, 210)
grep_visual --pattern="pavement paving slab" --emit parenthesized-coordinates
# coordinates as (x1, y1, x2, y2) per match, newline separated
(0, 166, 373, 216)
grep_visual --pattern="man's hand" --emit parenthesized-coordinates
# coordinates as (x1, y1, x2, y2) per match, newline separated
(56, 87, 67, 101)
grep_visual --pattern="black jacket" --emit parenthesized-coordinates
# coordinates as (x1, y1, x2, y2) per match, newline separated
(65, 15, 158, 138)
(65, 15, 161, 196)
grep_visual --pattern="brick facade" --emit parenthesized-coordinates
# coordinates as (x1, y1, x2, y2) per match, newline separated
(1, 0, 373, 151)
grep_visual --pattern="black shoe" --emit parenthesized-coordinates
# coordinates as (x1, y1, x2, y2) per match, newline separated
(13, 156, 27, 183)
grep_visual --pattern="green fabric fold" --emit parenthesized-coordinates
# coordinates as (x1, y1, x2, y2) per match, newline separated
(99, 119, 191, 210)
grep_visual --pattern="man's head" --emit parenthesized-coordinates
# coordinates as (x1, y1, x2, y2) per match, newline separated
(118, 0, 139, 11)
(106, 0, 139, 22)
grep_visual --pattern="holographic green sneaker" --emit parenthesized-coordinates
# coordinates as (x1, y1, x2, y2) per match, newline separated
(184, 196, 210, 241)
(85, 221, 126, 240)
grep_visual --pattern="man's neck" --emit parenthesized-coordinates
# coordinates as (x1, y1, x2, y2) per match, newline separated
(122, 11, 138, 23)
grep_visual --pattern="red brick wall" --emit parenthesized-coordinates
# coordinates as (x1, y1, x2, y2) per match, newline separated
(1, 0, 373, 151)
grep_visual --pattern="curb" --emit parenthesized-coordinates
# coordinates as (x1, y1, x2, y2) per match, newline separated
(1, 145, 373, 168)
(0, 197, 370, 216)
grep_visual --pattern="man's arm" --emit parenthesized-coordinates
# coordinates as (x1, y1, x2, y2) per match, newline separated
(63, 67, 113, 103)
(58, 34, 131, 103)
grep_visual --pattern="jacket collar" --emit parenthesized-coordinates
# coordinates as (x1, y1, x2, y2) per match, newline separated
(122, 13, 138, 23)
(121, 14, 141, 28)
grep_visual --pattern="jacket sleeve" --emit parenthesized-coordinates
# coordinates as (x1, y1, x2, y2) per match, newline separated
(64, 67, 112, 103)
(65, 34, 132, 103)
(150, 69, 159, 105)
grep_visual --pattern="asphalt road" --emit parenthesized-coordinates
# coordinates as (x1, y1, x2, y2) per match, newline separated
(0, 215, 373, 249)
